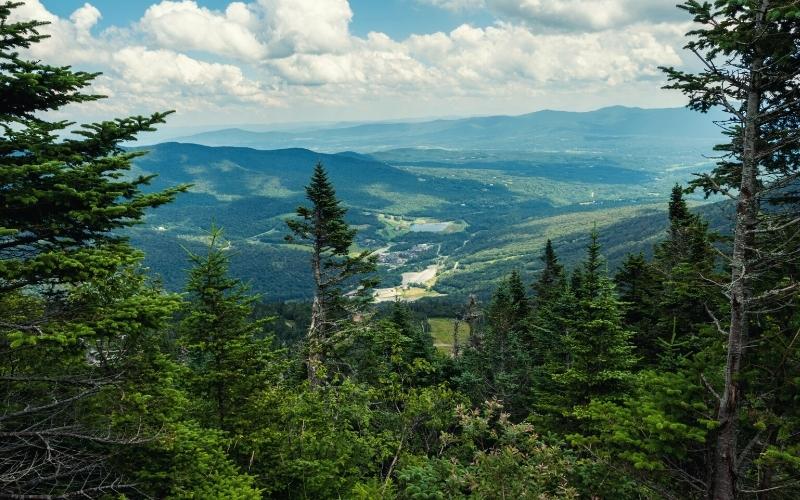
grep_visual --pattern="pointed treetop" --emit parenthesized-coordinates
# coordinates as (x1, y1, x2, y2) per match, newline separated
(533, 239, 566, 303)
(585, 227, 604, 275)
(508, 270, 530, 321)
(578, 227, 605, 300)
(286, 162, 357, 256)
(668, 184, 692, 225)
(542, 239, 559, 267)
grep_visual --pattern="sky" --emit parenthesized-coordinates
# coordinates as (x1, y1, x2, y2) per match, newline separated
(20, 0, 695, 131)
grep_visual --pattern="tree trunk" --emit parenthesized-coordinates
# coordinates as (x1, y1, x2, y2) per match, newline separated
(307, 295, 324, 387)
(452, 319, 461, 358)
(307, 208, 325, 387)
(712, 49, 763, 500)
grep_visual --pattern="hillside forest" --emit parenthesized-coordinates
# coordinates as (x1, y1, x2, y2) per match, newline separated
(1, 1, 799, 499)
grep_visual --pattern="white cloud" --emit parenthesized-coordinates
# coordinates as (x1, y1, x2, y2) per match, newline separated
(273, 21, 683, 96)
(111, 46, 279, 107)
(10, 0, 692, 124)
(256, 0, 353, 56)
(137, 0, 354, 57)
(139, 1, 267, 60)
(70, 3, 101, 32)
(421, 0, 486, 11)
(420, 0, 686, 31)
(10, 0, 107, 65)
(269, 32, 435, 89)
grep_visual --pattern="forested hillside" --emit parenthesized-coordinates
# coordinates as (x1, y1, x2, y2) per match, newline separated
(129, 140, 720, 302)
(1, 1, 799, 499)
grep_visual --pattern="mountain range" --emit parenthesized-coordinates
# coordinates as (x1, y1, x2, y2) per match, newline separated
(168, 106, 724, 153)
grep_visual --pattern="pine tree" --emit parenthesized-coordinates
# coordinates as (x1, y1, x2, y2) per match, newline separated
(463, 294, 482, 349)
(466, 273, 532, 416)
(656, 184, 714, 270)
(614, 252, 660, 364)
(507, 270, 530, 325)
(557, 232, 636, 410)
(0, 4, 185, 496)
(389, 299, 435, 367)
(286, 163, 377, 386)
(576, 228, 604, 301)
(533, 239, 565, 305)
(668, 183, 691, 222)
(0, 5, 185, 294)
(650, 185, 721, 368)
(179, 227, 275, 432)
(663, 2, 800, 494)
(528, 242, 571, 419)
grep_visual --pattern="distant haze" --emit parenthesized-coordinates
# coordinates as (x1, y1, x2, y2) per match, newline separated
(160, 106, 724, 153)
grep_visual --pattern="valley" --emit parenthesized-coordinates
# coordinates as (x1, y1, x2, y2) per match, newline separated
(129, 106, 724, 304)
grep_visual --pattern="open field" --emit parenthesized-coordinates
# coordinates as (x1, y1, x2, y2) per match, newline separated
(402, 265, 438, 287)
(427, 317, 470, 353)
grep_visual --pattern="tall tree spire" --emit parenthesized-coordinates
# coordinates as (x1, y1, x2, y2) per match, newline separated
(286, 162, 377, 386)
(533, 239, 565, 304)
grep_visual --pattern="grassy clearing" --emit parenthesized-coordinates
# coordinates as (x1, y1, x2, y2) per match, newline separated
(247, 175, 298, 198)
(428, 317, 470, 353)
(373, 286, 443, 303)
(377, 213, 466, 240)
(377, 213, 412, 239)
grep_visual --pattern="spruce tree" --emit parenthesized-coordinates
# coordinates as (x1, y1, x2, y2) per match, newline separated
(467, 273, 532, 416)
(668, 183, 691, 222)
(576, 228, 604, 300)
(179, 227, 275, 432)
(528, 242, 570, 420)
(651, 185, 721, 368)
(507, 269, 530, 325)
(286, 162, 377, 386)
(614, 252, 660, 364)
(389, 299, 435, 369)
(656, 184, 714, 270)
(0, 3, 187, 496)
(557, 232, 636, 410)
(532, 239, 565, 304)
(663, 2, 800, 494)
(0, 4, 185, 294)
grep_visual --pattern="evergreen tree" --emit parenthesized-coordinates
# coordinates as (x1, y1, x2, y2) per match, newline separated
(462, 294, 482, 349)
(668, 183, 691, 222)
(656, 184, 715, 270)
(528, 242, 571, 420)
(464, 273, 532, 416)
(286, 163, 377, 386)
(0, 3, 185, 496)
(556, 232, 636, 411)
(0, 8, 185, 293)
(664, 2, 800, 494)
(650, 185, 721, 368)
(179, 227, 276, 432)
(533, 239, 566, 305)
(614, 252, 660, 364)
(576, 228, 604, 300)
(507, 269, 530, 325)
(390, 299, 435, 366)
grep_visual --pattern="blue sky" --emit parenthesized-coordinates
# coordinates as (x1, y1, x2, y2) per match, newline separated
(27, 1, 691, 130)
(42, 0, 495, 39)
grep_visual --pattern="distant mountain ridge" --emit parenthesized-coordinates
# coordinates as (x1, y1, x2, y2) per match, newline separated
(169, 106, 725, 153)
